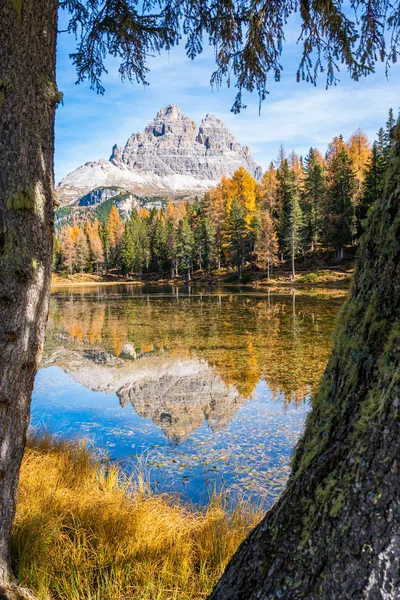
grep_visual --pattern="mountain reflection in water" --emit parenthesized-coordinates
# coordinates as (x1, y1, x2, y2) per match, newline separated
(33, 285, 345, 505)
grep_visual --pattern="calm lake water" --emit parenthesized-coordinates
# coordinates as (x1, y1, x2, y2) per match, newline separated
(32, 284, 345, 507)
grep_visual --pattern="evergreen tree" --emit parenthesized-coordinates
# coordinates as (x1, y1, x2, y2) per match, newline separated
(204, 186, 227, 269)
(197, 217, 216, 275)
(151, 216, 168, 275)
(99, 221, 111, 268)
(120, 223, 135, 276)
(225, 198, 248, 277)
(166, 212, 179, 278)
(302, 148, 326, 252)
(276, 160, 298, 259)
(325, 144, 357, 259)
(384, 107, 396, 162)
(255, 211, 279, 279)
(177, 218, 195, 282)
(358, 142, 386, 229)
(285, 195, 304, 278)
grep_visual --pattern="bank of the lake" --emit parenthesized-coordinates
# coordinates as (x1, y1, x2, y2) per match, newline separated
(51, 264, 353, 289)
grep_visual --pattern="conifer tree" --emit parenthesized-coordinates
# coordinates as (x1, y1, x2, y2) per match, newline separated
(276, 159, 298, 259)
(302, 148, 326, 252)
(225, 198, 248, 277)
(285, 195, 304, 278)
(166, 209, 179, 278)
(255, 211, 279, 279)
(176, 218, 195, 282)
(120, 223, 135, 276)
(358, 142, 386, 229)
(325, 143, 357, 259)
(199, 217, 216, 276)
(204, 184, 228, 269)
(107, 206, 124, 267)
(75, 228, 90, 273)
(85, 220, 104, 274)
(260, 162, 281, 223)
(61, 226, 76, 277)
(151, 216, 168, 275)
(231, 167, 257, 225)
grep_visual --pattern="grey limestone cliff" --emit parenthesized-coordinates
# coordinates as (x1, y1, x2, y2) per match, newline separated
(57, 104, 262, 205)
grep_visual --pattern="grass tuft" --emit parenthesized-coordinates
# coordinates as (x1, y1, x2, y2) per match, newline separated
(12, 433, 261, 599)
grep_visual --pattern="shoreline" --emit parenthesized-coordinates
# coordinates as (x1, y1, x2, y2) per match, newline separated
(51, 267, 353, 291)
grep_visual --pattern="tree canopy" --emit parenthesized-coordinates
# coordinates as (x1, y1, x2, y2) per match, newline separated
(61, 0, 400, 111)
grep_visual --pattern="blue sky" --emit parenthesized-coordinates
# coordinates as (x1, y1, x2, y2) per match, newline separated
(55, 11, 400, 184)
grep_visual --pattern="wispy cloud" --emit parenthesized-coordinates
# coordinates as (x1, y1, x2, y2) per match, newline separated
(55, 20, 400, 183)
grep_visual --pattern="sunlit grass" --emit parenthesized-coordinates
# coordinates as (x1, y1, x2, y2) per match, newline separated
(12, 433, 262, 599)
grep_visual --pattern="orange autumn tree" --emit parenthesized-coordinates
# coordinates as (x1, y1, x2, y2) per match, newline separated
(85, 220, 104, 274)
(347, 128, 371, 202)
(231, 167, 257, 224)
(107, 206, 124, 264)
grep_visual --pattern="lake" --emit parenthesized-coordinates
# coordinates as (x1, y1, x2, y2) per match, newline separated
(32, 284, 345, 507)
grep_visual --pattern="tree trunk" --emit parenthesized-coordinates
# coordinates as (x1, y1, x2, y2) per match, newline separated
(210, 125, 400, 598)
(291, 249, 295, 279)
(0, 0, 57, 582)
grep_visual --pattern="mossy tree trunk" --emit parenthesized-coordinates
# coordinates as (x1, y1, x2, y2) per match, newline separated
(0, 0, 57, 582)
(211, 125, 400, 598)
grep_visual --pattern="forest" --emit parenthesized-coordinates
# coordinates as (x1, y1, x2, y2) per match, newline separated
(54, 110, 397, 281)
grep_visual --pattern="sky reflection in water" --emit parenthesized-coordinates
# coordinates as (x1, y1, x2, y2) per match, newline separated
(32, 285, 345, 507)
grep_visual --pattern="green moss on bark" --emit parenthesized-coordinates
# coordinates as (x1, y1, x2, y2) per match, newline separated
(0, 78, 14, 108)
(7, 186, 35, 211)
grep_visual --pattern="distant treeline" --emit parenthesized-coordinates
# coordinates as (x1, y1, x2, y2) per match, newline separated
(54, 109, 398, 280)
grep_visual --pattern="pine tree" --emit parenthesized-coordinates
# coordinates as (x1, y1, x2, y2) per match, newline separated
(302, 148, 326, 252)
(120, 223, 135, 276)
(255, 211, 279, 279)
(225, 198, 248, 277)
(276, 159, 298, 259)
(75, 228, 90, 273)
(166, 209, 179, 278)
(198, 217, 216, 275)
(325, 144, 357, 259)
(285, 195, 304, 278)
(176, 218, 195, 281)
(384, 108, 396, 162)
(151, 215, 168, 275)
(358, 142, 386, 230)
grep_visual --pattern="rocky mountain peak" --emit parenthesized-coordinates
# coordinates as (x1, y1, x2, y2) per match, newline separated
(57, 105, 262, 205)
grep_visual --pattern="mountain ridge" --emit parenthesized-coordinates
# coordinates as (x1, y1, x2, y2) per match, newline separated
(57, 104, 262, 206)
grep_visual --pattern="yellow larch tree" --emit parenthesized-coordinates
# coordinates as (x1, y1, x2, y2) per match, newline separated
(347, 128, 371, 199)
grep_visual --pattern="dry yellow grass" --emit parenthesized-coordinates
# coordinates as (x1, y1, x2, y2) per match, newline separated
(12, 435, 262, 600)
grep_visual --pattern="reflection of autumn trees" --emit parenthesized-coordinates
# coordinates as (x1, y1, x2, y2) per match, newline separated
(46, 292, 344, 403)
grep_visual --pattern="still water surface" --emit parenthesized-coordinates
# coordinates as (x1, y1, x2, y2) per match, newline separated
(32, 284, 345, 506)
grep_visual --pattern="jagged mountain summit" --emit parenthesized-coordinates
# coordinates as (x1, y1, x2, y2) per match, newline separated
(57, 104, 262, 206)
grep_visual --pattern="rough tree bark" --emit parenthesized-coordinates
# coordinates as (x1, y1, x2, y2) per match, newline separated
(0, 0, 58, 582)
(211, 125, 400, 598)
